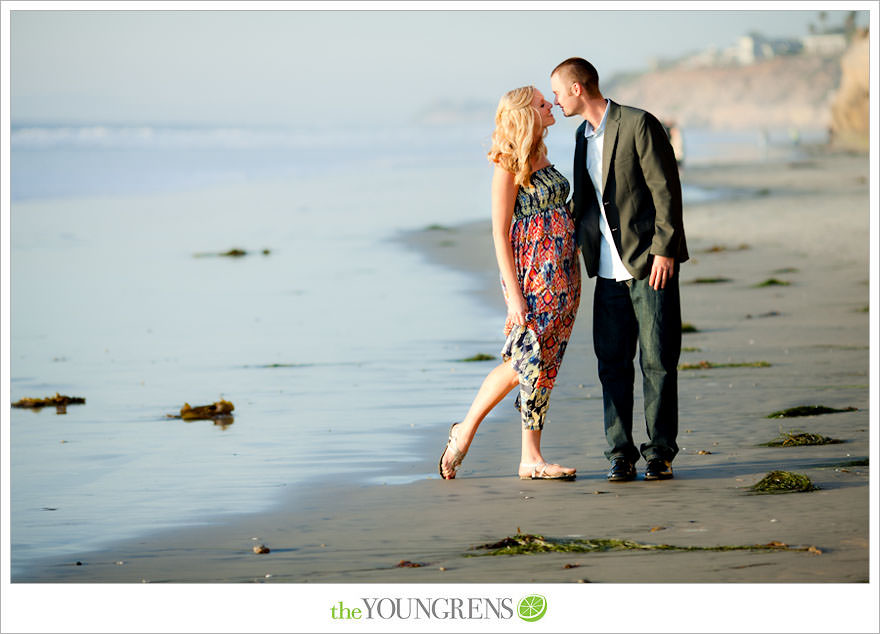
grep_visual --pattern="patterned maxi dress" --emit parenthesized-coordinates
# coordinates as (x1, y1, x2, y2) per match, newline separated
(501, 165, 581, 431)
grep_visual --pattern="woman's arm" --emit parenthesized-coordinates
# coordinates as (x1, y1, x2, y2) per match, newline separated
(491, 165, 529, 326)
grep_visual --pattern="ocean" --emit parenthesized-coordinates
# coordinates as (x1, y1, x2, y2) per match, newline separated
(7, 119, 821, 577)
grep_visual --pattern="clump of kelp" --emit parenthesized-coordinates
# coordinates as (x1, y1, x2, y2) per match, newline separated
(167, 400, 235, 426)
(688, 277, 732, 284)
(679, 360, 770, 371)
(835, 458, 868, 468)
(702, 244, 749, 254)
(745, 311, 781, 319)
(766, 405, 858, 419)
(245, 362, 314, 369)
(749, 470, 818, 494)
(761, 429, 843, 447)
(458, 353, 495, 362)
(681, 322, 699, 333)
(468, 533, 820, 556)
(194, 248, 271, 258)
(753, 278, 791, 287)
(395, 560, 426, 568)
(12, 393, 86, 414)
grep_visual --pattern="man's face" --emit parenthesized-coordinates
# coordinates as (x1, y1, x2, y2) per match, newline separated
(550, 72, 578, 117)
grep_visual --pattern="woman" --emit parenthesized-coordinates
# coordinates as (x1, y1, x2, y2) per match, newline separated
(439, 86, 581, 480)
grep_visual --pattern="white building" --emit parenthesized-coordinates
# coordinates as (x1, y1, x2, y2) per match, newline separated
(803, 32, 848, 56)
(735, 33, 803, 65)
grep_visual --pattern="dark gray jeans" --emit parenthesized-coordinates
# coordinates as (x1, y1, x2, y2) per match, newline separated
(593, 274, 681, 464)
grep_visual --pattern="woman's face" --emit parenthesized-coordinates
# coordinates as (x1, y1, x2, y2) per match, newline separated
(532, 89, 555, 128)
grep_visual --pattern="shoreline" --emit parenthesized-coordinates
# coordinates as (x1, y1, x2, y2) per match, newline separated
(6, 158, 495, 579)
(11, 149, 873, 586)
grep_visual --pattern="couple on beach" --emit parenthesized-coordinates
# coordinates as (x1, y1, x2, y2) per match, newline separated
(439, 57, 688, 483)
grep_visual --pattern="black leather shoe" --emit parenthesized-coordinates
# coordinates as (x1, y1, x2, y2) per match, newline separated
(606, 458, 636, 482)
(644, 458, 674, 480)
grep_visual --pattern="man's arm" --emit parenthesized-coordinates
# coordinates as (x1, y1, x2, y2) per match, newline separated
(634, 112, 684, 289)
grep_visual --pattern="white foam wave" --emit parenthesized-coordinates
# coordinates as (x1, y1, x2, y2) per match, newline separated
(10, 124, 328, 150)
(10, 122, 492, 152)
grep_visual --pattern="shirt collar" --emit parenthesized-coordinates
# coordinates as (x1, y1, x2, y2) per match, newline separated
(584, 99, 610, 138)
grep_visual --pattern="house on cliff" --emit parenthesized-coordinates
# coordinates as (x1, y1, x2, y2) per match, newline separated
(803, 32, 849, 57)
(735, 32, 803, 65)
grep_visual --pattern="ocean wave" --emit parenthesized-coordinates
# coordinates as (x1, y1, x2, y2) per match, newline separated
(10, 122, 494, 151)
(10, 124, 329, 150)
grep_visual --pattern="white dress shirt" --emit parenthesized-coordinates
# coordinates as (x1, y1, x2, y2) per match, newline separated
(585, 100, 633, 281)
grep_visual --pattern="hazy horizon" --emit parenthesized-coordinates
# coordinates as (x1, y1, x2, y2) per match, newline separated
(9, 7, 869, 127)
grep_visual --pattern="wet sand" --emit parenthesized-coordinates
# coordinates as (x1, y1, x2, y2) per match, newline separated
(8, 149, 876, 628)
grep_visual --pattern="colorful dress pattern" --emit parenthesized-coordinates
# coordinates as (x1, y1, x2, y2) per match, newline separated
(501, 165, 581, 430)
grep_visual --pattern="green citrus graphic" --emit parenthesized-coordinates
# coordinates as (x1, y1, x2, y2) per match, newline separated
(517, 594, 547, 622)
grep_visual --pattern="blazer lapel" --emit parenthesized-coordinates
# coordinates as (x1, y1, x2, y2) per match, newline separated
(573, 121, 587, 219)
(601, 100, 621, 194)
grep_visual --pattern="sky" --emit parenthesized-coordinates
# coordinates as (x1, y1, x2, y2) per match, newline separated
(7, 5, 870, 127)
(8, 6, 870, 127)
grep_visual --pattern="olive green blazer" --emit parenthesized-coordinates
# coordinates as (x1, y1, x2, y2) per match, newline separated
(571, 100, 688, 280)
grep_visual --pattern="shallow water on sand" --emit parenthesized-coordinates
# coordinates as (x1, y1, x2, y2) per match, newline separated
(9, 125, 508, 574)
(7, 120, 814, 575)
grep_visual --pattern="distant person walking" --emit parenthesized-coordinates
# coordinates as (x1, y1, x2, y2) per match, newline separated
(439, 86, 581, 481)
(550, 57, 688, 482)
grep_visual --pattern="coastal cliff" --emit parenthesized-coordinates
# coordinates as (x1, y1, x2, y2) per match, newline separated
(604, 54, 842, 132)
(830, 29, 870, 150)
(415, 30, 869, 150)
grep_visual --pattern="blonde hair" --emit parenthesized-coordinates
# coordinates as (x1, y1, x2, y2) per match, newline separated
(487, 85, 547, 190)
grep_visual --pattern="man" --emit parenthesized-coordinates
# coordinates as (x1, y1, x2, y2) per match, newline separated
(550, 57, 688, 482)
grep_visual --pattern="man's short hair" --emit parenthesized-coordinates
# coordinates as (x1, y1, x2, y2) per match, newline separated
(551, 57, 601, 97)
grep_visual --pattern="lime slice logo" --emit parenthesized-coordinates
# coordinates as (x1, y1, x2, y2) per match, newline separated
(517, 594, 547, 622)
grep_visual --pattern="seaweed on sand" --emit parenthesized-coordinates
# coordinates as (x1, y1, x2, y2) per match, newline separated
(760, 429, 843, 447)
(458, 353, 495, 362)
(767, 405, 857, 419)
(702, 244, 750, 254)
(748, 471, 818, 494)
(681, 322, 699, 333)
(249, 363, 314, 368)
(12, 393, 86, 410)
(194, 248, 271, 258)
(688, 277, 733, 284)
(395, 560, 426, 568)
(679, 360, 771, 370)
(167, 399, 235, 423)
(468, 533, 820, 556)
(834, 459, 868, 468)
(13, 393, 86, 414)
(754, 278, 791, 287)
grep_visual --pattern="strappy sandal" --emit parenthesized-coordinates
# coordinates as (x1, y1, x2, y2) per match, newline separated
(439, 423, 468, 480)
(519, 461, 576, 480)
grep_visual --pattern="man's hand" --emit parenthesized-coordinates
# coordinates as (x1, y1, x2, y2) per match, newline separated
(649, 255, 675, 290)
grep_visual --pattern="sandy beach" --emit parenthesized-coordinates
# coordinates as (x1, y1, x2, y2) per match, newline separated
(10, 147, 873, 595)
